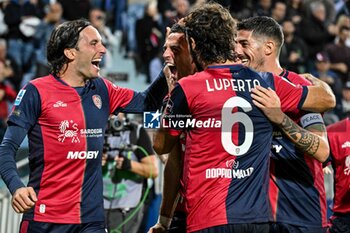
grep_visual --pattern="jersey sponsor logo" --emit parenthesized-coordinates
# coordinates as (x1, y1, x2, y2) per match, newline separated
(53, 101, 67, 108)
(272, 144, 283, 153)
(14, 89, 26, 106)
(80, 128, 103, 138)
(226, 159, 239, 169)
(345, 155, 350, 175)
(341, 141, 350, 148)
(143, 110, 161, 128)
(66, 151, 99, 159)
(92, 95, 102, 109)
(206, 78, 260, 93)
(300, 113, 324, 128)
(205, 159, 254, 179)
(58, 120, 80, 143)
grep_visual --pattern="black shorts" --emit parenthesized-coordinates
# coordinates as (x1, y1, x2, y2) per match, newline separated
(270, 222, 328, 233)
(19, 220, 106, 233)
(330, 214, 350, 233)
(192, 223, 269, 233)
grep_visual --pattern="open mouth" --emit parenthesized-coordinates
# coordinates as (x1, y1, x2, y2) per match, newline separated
(168, 63, 177, 76)
(91, 59, 101, 70)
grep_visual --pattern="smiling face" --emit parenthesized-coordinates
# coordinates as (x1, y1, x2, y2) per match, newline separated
(65, 26, 106, 81)
(162, 32, 196, 80)
(235, 29, 266, 71)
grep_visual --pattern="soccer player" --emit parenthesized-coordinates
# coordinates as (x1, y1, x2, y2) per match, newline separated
(150, 24, 197, 233)
(0, 19, 168, 233)
(236, 16, 329, 233)
(152, 3, 335, 233)
(327, 116, 350, 233)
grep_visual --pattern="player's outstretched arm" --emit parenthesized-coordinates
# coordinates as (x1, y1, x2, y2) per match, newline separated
(252, 87, 329, 162)
(301, 73, 336, 112)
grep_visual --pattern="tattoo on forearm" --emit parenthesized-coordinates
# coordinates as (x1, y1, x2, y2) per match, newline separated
(279, 116, 320, 156)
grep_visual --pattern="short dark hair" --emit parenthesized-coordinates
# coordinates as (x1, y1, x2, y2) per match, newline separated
(170, 23, 186, 34)
(183, 2, 236, 67)
(47, 19, 91, 76)
(237, 16, 284, 52)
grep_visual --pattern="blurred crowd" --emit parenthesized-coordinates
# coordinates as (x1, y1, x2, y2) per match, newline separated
(1, 0, 350, 139)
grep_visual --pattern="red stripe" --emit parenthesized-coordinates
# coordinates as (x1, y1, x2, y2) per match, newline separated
(269, 159, 278, 221)
(305, 156, 328, 227)
(32, 79, 86, 223)
(20, 220, 29, 233)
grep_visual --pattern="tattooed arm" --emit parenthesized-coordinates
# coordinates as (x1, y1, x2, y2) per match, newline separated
(276, 115, 329, 161)
(252, 87, 329, 162)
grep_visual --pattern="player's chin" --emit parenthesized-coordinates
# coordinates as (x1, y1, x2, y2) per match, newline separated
(90, 68, 101, 78)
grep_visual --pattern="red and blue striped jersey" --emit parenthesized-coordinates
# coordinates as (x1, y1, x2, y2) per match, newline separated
(165, 65, 308, 232)
(269, 70, 327, 228)
(327, 118, 350, 215)
(5, 74, 165, 224)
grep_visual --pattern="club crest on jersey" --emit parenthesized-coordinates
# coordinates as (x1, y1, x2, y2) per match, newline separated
(92, 95, 102, 109)
(58, 120, 80, 143)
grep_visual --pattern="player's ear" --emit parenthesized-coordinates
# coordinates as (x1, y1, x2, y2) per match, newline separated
(189, 37, 196, 50)
(64, 48, 76, 60)
(264, 40, 274, 56)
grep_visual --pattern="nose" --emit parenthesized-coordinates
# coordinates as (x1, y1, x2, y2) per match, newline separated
(99, 43, 107, 54)
(162, 47, 174, 63)
(235, 43, 243, 55)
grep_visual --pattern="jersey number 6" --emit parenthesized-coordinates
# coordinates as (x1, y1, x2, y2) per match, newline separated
(221, 96, 254, 156)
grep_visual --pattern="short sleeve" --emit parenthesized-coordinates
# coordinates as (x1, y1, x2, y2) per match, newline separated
(102, 78, 135, 114)
(273, 75, 308, 112)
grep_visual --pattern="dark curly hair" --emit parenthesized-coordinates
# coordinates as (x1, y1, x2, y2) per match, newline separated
(47, 19, 91, 76)
(183, 2, 236, 67)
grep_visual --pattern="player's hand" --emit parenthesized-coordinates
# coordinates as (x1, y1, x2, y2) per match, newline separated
(163, 63, 177, 93)
(102, 153, 107, 166)
(115, 156, 132, 170)
(12, 187, 37, 213)
(147, 223, 167, 233)
(251, 85, 284, 125)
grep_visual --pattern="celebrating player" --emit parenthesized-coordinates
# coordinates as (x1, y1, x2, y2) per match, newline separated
(0, 19, 167, 233)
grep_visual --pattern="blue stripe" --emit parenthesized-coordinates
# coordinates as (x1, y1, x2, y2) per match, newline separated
(298, 86, 309, 109)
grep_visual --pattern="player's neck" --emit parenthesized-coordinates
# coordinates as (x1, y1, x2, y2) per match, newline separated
(263, 58, 283, 76)
(59, 68, 86, 87)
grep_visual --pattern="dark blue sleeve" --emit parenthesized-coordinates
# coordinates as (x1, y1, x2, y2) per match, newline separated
(117, 71, 168, 113)
(8, 83, 41, 130)
(0, 125, 28, 194)
(164, 84, 191, 130)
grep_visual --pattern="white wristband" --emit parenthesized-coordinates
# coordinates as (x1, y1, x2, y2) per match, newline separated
(158, 215, 172, 229)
